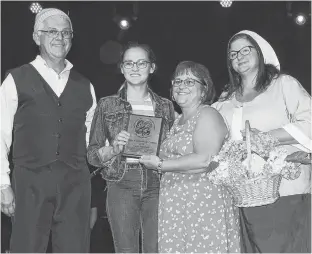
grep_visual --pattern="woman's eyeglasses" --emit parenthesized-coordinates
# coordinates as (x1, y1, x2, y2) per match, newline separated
(122, 60, 151, 69)
(172, 78, 204, 88)
(228, 46, 255, 60)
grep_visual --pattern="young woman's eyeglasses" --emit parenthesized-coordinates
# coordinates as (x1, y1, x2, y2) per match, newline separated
(122, 60, 151, 69)
(38, 29, 73, 39)
(228, 46, 255, 60)
(172, 78, 204, 88)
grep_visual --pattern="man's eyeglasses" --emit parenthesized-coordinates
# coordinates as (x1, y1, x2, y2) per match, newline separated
(228, 46, 255, 60)
(172, 78, 204, 88)
(122, 60, 151, 69)
(38, 29, 73, 39)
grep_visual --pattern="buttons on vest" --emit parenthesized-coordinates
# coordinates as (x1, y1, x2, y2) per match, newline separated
(54, 133, 61, 138)
(12, 66, 92, 169)
(53, 133, 61, 138)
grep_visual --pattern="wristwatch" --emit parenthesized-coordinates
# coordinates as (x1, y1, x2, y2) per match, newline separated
(157, 158, 164, 174)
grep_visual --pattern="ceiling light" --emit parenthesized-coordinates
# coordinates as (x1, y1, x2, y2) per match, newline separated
(29, 2, 42, 14)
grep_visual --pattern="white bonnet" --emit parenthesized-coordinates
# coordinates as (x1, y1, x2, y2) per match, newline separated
(232, 30, 280, 70)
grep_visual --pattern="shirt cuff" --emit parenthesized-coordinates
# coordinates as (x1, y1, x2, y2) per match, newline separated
(96, 147, 117, 167)
(1, 173, 11, 187)
(283, 124, 312, 152)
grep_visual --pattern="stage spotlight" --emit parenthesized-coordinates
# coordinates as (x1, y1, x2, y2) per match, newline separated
(220, 0, 233, 8)
(295, 13, 307, 25)
(119, 18, 130, 30)
(113, 14, 132, 30)
(112, 2, 138, 31)
(286, 2, 310, 26)
(29, 2, 42, 14)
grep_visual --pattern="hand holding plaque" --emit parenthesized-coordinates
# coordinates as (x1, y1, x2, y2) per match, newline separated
(112, 130, 130, 155)
(123, 114, 163, 158)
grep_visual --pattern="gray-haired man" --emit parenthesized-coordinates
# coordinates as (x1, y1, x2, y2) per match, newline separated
(0, 8, 97, 252)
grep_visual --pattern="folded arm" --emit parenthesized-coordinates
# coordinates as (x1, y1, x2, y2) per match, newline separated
(141, 107, 228, 174)
(268, 76, 311, 152)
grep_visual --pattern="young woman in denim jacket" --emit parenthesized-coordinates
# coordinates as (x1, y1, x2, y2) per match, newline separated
(87, 42, 175, 253)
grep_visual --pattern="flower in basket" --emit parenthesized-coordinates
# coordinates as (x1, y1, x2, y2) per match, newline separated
(207, 125, 301, 185)
(207, 121, 303, 208)
(263, 148, 301, 180)
(207, 139, 247, 185)
(242, 153, 266, 178)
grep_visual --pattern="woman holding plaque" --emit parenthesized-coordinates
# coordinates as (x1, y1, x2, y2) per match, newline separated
(212, 30, 311, 253)
(140, 61, 240, 253)
(87, 42, 175, 253)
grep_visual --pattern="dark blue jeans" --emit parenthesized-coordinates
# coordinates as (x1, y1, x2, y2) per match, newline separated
(106, 163, 160, 253)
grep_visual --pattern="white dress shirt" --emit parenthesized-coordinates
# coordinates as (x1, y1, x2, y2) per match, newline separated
(0, 55, 97, 186)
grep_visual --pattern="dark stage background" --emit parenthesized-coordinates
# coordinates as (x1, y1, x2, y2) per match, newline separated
(1, 1, 311, 253)
(1, 1, 311, 98)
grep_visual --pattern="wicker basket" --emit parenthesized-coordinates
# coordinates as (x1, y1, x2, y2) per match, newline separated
(225, 120, 282, 207)
(225, 174, 282, 207)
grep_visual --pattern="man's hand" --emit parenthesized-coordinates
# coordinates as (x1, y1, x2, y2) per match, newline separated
(1, 186, 15, 217)
(90, 207, 98, 230)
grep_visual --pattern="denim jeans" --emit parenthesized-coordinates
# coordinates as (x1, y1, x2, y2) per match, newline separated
(106, 163, 160, 253)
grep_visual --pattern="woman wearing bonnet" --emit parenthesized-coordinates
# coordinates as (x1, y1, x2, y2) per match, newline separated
(212, 30, 311, 253)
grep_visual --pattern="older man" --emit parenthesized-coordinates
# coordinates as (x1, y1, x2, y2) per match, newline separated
(0, 8, 97, 252)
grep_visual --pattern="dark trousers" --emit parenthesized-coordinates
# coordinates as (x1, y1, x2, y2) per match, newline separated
(10, 160, 91, 253)
(106, 164, 160, 253)
(1, 214, 12, 253)
(90, 217, 115, 253)
(240, 193, 311, 253)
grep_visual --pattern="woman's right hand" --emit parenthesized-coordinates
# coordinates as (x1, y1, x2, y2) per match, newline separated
(285, 151, 311, 165)
(112, 131, 130, 155)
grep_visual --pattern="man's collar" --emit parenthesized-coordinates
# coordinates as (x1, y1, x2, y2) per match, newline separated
(33, 55, 73, 73)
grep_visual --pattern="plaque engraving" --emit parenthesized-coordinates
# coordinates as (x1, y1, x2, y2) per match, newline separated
(123, 114, 163, 158)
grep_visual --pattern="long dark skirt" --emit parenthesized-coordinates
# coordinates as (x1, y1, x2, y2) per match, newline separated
(240, 194, 311, 253)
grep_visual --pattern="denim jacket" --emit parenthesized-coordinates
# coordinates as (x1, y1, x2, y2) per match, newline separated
(87, 85, 175, 181)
